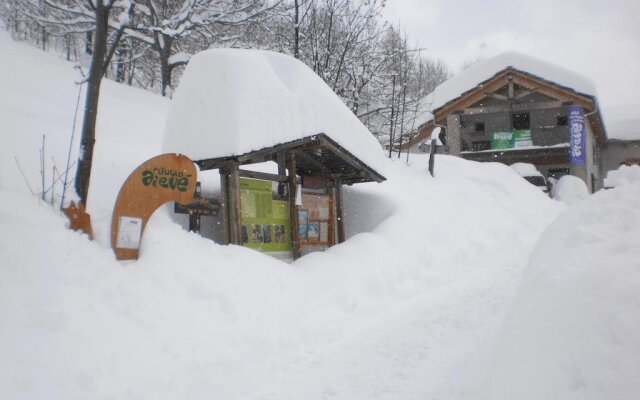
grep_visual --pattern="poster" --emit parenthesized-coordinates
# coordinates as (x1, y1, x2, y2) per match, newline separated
(116, 216, 143, 249)
(491, 130, 532, 149)
(308, 221, 320, 241)
(298, 210, 308, 241)
(240, 178, 291, 252)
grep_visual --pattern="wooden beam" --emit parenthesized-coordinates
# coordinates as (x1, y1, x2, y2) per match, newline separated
(238, 169, 288, 182)
(334, 179, 345, 244)
(294, 149, 332, 175)
(459, 100, 569, 115)
(226, 161, 242, 245)
(236, 136, 323, 164)
(514, 87, 539, 100)
(510, 74, 593, 110)
(486, 92, 509, 102)
(319, 136, 386, 183)
(287, 154, 301, 260)
(218, 167, 230, 245)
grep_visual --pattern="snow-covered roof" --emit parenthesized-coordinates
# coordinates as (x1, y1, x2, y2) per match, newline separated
(602, 105, 640, 141)
(162, 49, 386, 174)
(429, 51, 597, 112)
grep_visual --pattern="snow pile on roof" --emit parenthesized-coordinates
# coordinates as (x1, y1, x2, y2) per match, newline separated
(602, 105, 640, 140)
(429, 51, 597, 111)
(604, 164, 640, 188)
(163, 49, 386, 172)
(487, 182, 640, 399)
(551, 175, 589, 204)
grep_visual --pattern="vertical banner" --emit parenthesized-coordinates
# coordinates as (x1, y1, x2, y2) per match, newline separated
(568, 106, 586, 166)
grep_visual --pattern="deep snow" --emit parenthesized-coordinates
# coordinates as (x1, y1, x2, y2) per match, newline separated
(1, 31, 638, 400)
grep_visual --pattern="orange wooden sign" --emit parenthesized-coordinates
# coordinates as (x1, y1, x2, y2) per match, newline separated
(111, 153, 197, 260)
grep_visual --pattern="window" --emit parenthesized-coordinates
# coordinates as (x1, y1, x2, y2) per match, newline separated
(557, 115, 568, 126)
(475, 122, 485, 132)
(472, 140, 491, 151)
(512, 112, 530, 130)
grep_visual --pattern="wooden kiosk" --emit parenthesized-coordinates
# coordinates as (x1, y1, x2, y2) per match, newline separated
(195, 133, 385, 260)
(161, 48, 387, 260)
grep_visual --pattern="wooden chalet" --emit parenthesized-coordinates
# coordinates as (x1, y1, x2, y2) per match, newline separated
(401, 52, 608, 191)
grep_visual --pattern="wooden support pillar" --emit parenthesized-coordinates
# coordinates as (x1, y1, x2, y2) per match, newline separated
(227, 161, 242, 245)
(218, 166, 230, 245)
(277, 151, 287, 198)
(287, 154, 301, 259)
(334, 179, 345, 244)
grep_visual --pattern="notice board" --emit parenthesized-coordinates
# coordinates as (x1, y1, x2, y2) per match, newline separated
(240, 177, 291, 252)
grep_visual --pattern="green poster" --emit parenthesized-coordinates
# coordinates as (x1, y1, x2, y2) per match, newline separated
(491, 130, 532, 149)
(492, 131, 513, 149)
(240, 178, 291, 252)
(512, 129, 532, 148)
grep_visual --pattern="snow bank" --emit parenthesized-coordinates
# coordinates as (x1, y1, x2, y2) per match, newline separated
(604, 164, 640, 188)
(0, 154, 564, 399)
(430, 51, 596, 111)
(510, 162, 542, 177)
(163, 48, 386, 174)
(487, 183, 640, 400)
(551, 174, 589, 204)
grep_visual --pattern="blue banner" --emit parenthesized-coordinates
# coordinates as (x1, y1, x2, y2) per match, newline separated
(568, 106, 586, 166)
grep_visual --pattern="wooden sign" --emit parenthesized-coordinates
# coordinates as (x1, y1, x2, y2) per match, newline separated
(174, 197, 219, 216)
(111, 153, 197, 260)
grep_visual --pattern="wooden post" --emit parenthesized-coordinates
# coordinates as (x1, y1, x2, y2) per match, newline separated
(218, 166, 230, 245)
(334, 179, 345, 244)
(227, 161, 242, 245)
(287, 154, 301, 259)
(188, 214, 201, 233)
(277, 151, 287, 198)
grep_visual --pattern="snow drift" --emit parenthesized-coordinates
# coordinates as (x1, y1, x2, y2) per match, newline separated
(487, 183, 640, 400)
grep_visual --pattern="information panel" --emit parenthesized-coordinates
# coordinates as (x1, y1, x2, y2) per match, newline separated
(491, 130, 532, 149)
(240, 178, 291, 252)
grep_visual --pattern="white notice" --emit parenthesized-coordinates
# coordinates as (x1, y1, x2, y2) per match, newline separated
(116, 216, 143, 249)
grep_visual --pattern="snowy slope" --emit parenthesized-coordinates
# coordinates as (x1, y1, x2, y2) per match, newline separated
(0, 31, 170, 243)
(0, 33, 609, 400)
(487, 183, 640, 400)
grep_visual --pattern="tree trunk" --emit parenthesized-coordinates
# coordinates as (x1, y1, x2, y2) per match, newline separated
(159, 34, 173, 97)
(74, 1, 108, 204)
(293, 0, 300, 59)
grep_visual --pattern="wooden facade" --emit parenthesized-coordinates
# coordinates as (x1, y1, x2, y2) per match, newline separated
(400, 66, 608, 191)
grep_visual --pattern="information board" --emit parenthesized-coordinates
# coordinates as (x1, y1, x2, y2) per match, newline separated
(240, 178, 291, 252)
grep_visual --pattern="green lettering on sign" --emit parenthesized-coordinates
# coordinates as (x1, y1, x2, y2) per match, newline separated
(141, 168, 192, 192)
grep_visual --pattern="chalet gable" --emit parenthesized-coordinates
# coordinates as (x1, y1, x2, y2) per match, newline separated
(432, 68, 596, 124)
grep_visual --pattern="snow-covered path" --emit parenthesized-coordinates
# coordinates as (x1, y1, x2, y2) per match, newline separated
(253, 260, 526, 400)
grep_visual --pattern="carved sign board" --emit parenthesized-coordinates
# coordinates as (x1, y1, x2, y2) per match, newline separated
(111, 153, 197, 260)
(174, 197, 220, 216)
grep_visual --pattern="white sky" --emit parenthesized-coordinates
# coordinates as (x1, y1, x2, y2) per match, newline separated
(382, 0, 640, 110)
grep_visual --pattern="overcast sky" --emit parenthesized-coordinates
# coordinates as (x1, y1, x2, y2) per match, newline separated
(381, 0, 640, 110)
